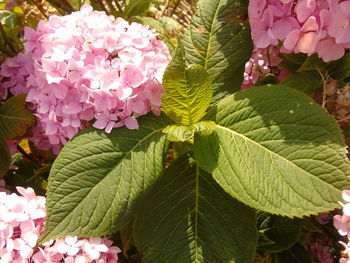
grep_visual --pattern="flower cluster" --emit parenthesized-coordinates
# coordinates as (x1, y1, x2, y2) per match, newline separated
(242, 46, 283, 89)
(249, 0, 350, 62)
(0, 4, 170, 153)
(0, 181, 121, 262)
(333, 190, 350, 263)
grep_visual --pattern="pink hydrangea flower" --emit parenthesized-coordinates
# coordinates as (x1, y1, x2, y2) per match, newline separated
(0, 4, 170, 153)
(248, 0, 350, 62)
(333, 190, 350, 262)
(0, 184, 121, 262)
(242, 46, 282, 89)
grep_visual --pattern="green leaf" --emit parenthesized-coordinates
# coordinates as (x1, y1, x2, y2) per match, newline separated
(163, 125, 194, 142)
(0, 94, 35, 139)
(45, 0, 86, 12)
(183, 0, 253, 103)
(258, 213, 301, 253)
(281, 70, 323, 94)
(39, 114, 171, 243)
(272, 244, 311, 263)
(282, 53, 307, 65)
(194, 85, 350, 217)
(162, 41, 212, 125)
(330, 53, 350, 81)
(134, 154, 257, 263)
(0, 138, 10, 178)
(125, 0, 164, 17)
(163, 121, 215, 142)
(297, 54, 326, 72)
(159, 17, 182, 32)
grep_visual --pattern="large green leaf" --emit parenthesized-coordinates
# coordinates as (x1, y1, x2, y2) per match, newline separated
(0, 94, 35, 139)
(194, 85, 350, 217)
(183, 0, 253, 103)
(162, 41, 212, 125)
(39, 115, 171, 243)
(134, 154, 257, 263)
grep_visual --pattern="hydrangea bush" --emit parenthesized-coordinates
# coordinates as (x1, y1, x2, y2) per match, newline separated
(1, 0, 350, 262)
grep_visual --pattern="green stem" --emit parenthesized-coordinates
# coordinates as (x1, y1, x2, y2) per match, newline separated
(16, 145, 39, 164)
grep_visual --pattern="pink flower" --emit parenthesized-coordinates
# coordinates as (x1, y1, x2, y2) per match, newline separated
(56, 236, 83, 256)
(327, 1, 350, 44)
(83, 237, 109, 260)
(0, 183, 121, 262)
(283, 16, 321, 54)
(250, 8, 279, 48)
(295, 0, 317, 23)
(317, 38, 345, 62)
(0, 4, 170, 153)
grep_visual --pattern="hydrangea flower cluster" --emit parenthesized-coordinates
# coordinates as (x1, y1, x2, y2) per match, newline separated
(242, 46, 283, 89)
(0, 4, 170, 153)
(249, 0, 350, 62)
(333, 190, 350, 263)
(0, 181, 121, 262)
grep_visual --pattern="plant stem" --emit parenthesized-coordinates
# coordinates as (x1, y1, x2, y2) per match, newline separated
(92, 0, 109, 13)
(28, 0, 49, 19)
(113, 0, 123, 14)
(16, 145, 39, 164)
(105, 0, 118, 17)
(170, 0, 181, 16)
(160, 0, 170, 17)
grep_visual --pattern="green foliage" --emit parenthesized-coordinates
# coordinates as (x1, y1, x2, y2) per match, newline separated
(281, 70, 323, 94)
(45, 0, 82, 12)
(330, 53, 350, 81)
(163, 121, 215, 142)
(29, 1, 350, 261)
(183, 0, 253, 103)
(162, 41, 212, 125)
(0, 94, 35, 139)
(271, 244, 311, 263)
(134, 154, 257, 263)
(297, 54, 326, 72)
(257, 212, 301, 253)
(0, 94, 35, 177)
(124, 0, 164, 17)
(40, 115, 171, 243)
(194, 85, 350, 217)
(0, 9, 22, 55)
(0, 138, 10, 177)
